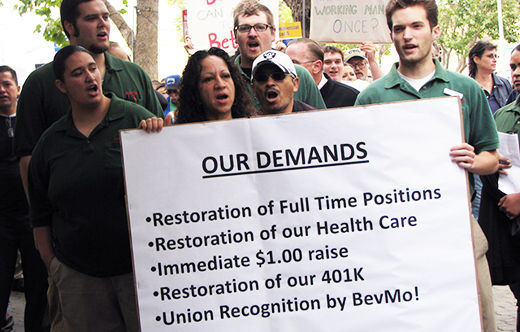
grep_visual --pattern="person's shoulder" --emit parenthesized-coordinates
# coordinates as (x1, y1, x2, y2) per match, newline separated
(355, 75, 391, 105)
(106, 53, 148, 77)
(23, 61, 55, 86)
(293, 100, 315, 112)
(495, 100, 518, 118)
(295, 65, 314, 81)
(328, 79, 359, 95)
(493, 72, 510, 83)
(109, 93, 155, 117)
(444, 69, 481, 89)
(35, 114, 69, 146)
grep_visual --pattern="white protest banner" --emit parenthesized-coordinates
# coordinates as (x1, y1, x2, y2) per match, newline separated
(310, 0, 391, 43)
(121, 97, 480, 331)
(186, 0, 279, 54)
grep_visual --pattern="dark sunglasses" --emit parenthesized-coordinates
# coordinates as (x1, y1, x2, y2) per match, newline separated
(253, 71, 288, 83)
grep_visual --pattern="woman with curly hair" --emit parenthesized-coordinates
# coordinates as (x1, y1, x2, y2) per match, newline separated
(176, 47, 256, 123)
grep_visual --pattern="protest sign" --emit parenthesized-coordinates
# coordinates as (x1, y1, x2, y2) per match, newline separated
(121, 97, 481, 331)
(279, 22, 302, 46)
(186, 0, 279, 53)
(310, 0, 391, 43)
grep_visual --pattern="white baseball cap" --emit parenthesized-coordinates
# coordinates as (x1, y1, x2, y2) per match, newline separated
(251, 50, 297, 82)
(345, 49, 367, 63)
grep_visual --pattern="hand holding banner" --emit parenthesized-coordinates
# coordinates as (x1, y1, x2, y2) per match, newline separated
(121, 97, 480, 331)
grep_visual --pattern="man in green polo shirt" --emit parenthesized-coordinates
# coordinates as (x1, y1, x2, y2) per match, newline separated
(15, 0, 164, 197)
(232, 0, 326, 110)
(355, 0, 499, 331)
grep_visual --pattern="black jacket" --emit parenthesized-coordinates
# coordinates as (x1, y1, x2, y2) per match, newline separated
(320, 73, 359, 108)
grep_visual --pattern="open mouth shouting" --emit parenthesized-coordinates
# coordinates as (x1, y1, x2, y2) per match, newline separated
(247, 39, 260, 52)
(87, 83, 99, 96)
(215, 92, 230, 104)
(97, 31, 108, 41)
(402, 44, 418, 54)
(264, 88, 280, 103)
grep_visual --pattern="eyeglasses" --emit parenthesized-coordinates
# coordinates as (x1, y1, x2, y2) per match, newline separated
(349, 61, 366, 68)
(293, 59, 316, 65)
(167, 88, 179, 94)
(235, 23, 272, 34)
(253, 71, 288, 82)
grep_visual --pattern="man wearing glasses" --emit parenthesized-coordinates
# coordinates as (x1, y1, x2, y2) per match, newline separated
(286, 38, 359, 108)
(345, 44, 384, 82)
(232, 0, 326, 110)
(251, 50, 314, 114)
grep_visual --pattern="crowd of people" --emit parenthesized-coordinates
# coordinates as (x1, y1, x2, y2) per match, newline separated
(2, 0, 520, 331)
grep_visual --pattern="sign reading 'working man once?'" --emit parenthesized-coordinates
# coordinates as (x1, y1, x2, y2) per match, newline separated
(310, 0, 391, 43)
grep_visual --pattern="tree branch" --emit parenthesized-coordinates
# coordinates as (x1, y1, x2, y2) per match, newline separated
(104, 0, 135, 51)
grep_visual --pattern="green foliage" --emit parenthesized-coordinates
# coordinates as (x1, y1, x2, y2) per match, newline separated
(166, 0, 185, 44)
(14, 0, 129, 47)
(438, 0, 520, 71)
(279, 0, 293, 23)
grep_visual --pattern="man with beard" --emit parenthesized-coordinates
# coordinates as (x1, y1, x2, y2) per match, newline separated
(251, 50, 314, 114)
(15, 0, 163, 198)
(15, 0, 164, 329)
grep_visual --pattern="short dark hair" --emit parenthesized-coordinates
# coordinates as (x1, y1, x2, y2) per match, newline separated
(176, 47, 255, 124)
(323, 46, 344, 62)
(468, 40, 497, 78)
(288, 38, 324, 62)
(0, 66, 18, 85)
(385, 0, 438, 31)
(233, 0, 274, 28)
(53, 45, 92, 82)
(60, 0, 91, 38)
(514, 44, 520, 53)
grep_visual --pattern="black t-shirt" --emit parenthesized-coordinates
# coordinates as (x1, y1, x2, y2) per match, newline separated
(0, 115, 29, 227)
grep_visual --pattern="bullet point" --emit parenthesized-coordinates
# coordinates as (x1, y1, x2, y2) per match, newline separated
(148, 242, 153, 247)
(151, 266, 156, 272)
(156, 316, 161, 321)
(146, 217, 151, 222)
(153, 291, 159, 296)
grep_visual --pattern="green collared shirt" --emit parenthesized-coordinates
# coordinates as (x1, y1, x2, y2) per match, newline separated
(355, 59, 498, 154)
(234, 54, 326, 110)
(355, 59, 499, 193)
(15, 52, 162, 157)
(28, 94, 155, 277)
(494, 95, 520, 133)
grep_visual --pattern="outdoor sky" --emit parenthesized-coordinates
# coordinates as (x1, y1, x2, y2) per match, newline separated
(0, 0, 189, 86)
(0, 0, 513, 86)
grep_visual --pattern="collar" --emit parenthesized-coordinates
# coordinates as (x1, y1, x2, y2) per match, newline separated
(384, 58, 449, 89)
(235, 54, 250, 78)
(318, 73, 328, 89)
(104, 52, 124, 74)
(53, 93, 125, 135)
(491, 72, 505, 87)
(509, 94, 520, 114)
